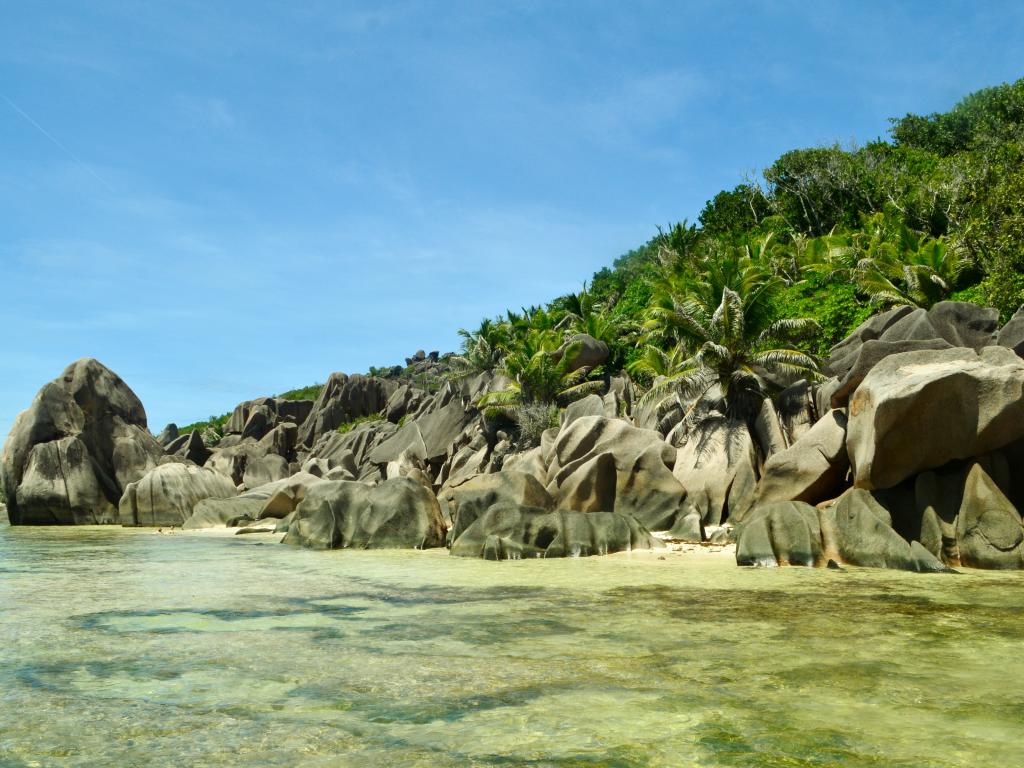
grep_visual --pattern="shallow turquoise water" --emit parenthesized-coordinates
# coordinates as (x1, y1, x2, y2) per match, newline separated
(1, 523, 1022, 767)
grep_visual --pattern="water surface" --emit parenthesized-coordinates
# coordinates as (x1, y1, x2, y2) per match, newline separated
(1, 523, 1022, 767)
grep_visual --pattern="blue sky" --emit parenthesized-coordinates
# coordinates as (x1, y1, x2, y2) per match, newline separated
(2, 1, 1022, 436)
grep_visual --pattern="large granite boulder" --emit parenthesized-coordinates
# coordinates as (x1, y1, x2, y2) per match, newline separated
(735, 501, 823, 567)
(825, 489, 951, 572)
(183, 472, 324, 528)
(997, 306, 1024, 358)
(367, 400, 473, 467)
(926, 301, 1000, 350)
(671, 413, 757, 526)
(956, 461, 1024, 569)
(827, 305, 916, 374)
(282, 477, 446, 550)
(297, 373, 396, 448)
(225, 397, 314, 440)
(828, 303, 1000, 407)
(119, 463, 236, 527)
(449, 504, 664, 560)
(754, 410, 849, 506)
(444, 471, 554, 545)
(307, 422, 397, 482)
(846, 346, 1024, 490)
(157, 423, 179, 447)
(547, 416, 685, 530)
(1, 359, 164, 524)
(553, 333, 610, 373)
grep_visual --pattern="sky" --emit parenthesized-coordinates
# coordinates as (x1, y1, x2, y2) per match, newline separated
(2, 1, 1023, 437)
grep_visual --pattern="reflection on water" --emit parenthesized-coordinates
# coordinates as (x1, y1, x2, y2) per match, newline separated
(1, 524, 1022, 767)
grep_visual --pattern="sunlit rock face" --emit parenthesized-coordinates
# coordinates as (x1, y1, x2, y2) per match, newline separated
(1, 359, 164, 525)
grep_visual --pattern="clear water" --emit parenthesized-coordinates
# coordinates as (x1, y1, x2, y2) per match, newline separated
(1, 523, 1022, 768)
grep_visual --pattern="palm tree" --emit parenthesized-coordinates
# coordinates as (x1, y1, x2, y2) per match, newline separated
(447, 318, 509, 378)
(477, 332, 604, 413)
(639, 288, 820, 420)
(855, 236, 974, 308)
(626, 342, 690, 383)
(643, 241, 778, 348)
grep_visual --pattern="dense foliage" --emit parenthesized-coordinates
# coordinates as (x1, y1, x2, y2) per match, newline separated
(446, 77, 1024, 427)
(173, 79, 1024, 434)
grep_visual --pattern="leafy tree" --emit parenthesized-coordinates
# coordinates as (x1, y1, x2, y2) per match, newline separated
(699, 184, 772, 235)
(477, 332, 604, 412)
(640, 288, 820, 420)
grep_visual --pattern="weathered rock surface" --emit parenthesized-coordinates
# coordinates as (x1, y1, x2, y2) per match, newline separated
(754, 410, 849, 506)
(119, 463, 236, 527)
(847, 346, 1024, 490)
(553, 333, 609, 373)
(177, 430, 211, 465)
(449, 504, 664, 559)
(157, 423, 179, 447)
(548, 416, 685, 530)
(368, 400, 473, 467)
(225, 397, 314, 440)
(282, 477, 446, 550)
(297, 373, 396, 448)
(997, 306, 1024, 358)
(444, 471, 554, 545)
(1, 359, 164, 524)
(956, 461, 1024, 569)
(827, 490, 951, 572)
(183, 472, 323, 528)
(735, 502, 823, 567)
(828, 302, 1001, 407)
(672, 414, 756, 526)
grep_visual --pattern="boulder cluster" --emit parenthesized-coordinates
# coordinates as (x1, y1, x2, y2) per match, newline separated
(4, 302, 1024, 571)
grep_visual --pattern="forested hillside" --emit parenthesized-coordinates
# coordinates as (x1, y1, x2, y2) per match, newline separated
(182, 77, 1024, 437)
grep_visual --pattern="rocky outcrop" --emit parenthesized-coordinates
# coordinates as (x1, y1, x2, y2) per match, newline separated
(449, 504, 664, 559)
(846, 346, 1024, 490)
(547, 416, 685, 530)
(296, 373, 396, 448)
(225, 397, 314, 439)
(157, 423, 179, 447)
(754, 410, 849, 506)
(368, 399, 473, 468)
(119, 463, 236, 527)
(997, 306, 1024, 357)
(671, 413, 757, 526)
(955, 461, 1024, 569)
(282, 477, 446, 550)
(824, 490, 952, 572)
(444, 470, 554, 544)
(553, 333, 610, 373)
(735, 501, 823, 567)
(182, 472, 323, 528)
(828, 302, 1001, 407)
(1, 359, 164, 524)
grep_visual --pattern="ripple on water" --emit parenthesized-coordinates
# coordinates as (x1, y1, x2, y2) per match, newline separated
(0, 526, 1022, 767)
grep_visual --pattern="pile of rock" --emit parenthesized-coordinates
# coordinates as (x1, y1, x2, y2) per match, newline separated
(5, 309, 1024, 571)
